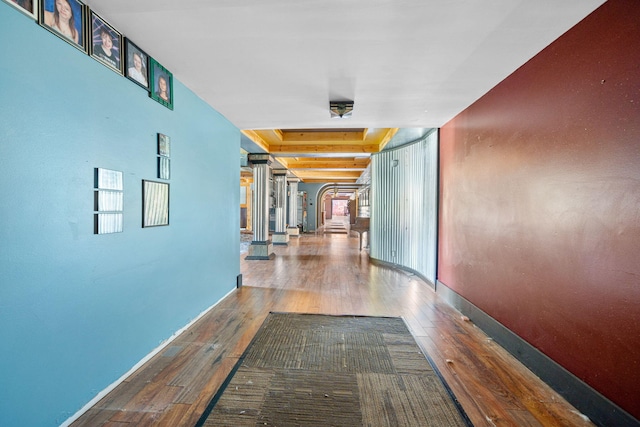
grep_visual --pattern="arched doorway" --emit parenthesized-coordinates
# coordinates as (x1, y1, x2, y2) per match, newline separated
(315, 184, 362, 230)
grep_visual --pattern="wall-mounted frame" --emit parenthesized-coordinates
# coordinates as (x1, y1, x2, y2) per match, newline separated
(149, 58, 173, 110)
(89, 11, 122, 74)
(124, 38, 149, 90)
(158, 157, 170, 180)
(158, 133, 170, 157)
(38, 0, 87, 52)
(142, 180, 169, 227)
(3, 0, 38, 19)
(94, 168, 123, 234)
(157, 133, 170, 180)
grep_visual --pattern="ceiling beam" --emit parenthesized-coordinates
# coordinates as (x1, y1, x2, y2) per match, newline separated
(240, 130, 270, 153)
(292, 170, 362, 180)
(284, 158, 370, 169)
(298, 177, 358, 184)
(377, 128, 400, 151)
(281, 130, 366, 143)
(274, 157, 290, 168)
(269, 144, 380, 154)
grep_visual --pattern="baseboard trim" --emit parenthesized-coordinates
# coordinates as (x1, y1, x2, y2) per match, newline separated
(245, 253, 276, 260)
(436, 280, 639, 427)
(60, 286, 238, 427)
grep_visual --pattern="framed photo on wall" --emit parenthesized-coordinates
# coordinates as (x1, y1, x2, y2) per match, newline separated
(89, 11, 122, 74)
(158, 157, 170, 180)
(124, 38, 149, 90)
(149, 58, 173, 110)
(38, 0, 87, 52)
(142, 180, 169, 227)
(3, 0, 38, 19)
(157, 133, 170, 157)
(94, 168, 124, 234)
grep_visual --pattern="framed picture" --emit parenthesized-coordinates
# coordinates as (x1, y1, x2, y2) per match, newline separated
(94, 168, 123, 234)
(95, 167, 123, 190)
(38, 0, 87, 52)
(89, 11, 122, 73)
(124, 38, 149, 90)
(3, 0, 38, 19)
(158, 157, 170, 180)
(149, 58, 173, 110)
(142, 180, 169, 227)
(158, 133, 170, 157)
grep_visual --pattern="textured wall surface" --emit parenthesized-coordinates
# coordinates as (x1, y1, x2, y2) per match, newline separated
(371, 132, 438, 284)
(439, 0, 640, 418)
(0, 4, 240, 425)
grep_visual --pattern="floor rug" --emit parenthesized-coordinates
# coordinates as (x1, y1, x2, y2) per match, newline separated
(195, 312, 472, 427)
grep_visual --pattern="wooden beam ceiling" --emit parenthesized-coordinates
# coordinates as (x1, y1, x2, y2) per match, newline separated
(241, 128, 398, 183)
(284, 157, 370, 169)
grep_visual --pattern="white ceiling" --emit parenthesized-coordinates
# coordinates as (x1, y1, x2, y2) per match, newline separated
(84, 0, 604, 131)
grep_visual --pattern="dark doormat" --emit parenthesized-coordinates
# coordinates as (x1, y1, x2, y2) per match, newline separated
(196, 312, 472, 427)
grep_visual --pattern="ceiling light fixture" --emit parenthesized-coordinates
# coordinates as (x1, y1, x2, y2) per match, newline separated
(330, 101, 354, 119)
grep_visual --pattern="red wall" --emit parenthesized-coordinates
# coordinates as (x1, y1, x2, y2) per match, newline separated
(438, 0, 640, 418)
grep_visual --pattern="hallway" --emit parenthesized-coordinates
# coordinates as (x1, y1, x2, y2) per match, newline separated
(320, 215, 351, 235)
(72, 233, 593, 426)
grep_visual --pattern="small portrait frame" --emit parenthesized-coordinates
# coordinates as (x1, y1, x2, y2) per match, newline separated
(124, 38, 150, 90)
(149, 58, 174, 110)
(89, 11, 122, 74)
(142, 180, 170, 227)
(38, 0, 87, 52)
(3, 0, 38, 20)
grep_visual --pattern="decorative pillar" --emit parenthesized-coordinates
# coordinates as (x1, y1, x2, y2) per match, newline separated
(271, 170, 289, 245)
(287, 178, 300, 237)
(245, 154, 275, 260)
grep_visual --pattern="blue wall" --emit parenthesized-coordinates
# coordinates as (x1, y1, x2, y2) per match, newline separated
(298, 183, 324, 231)
(0, 4, 240, 426)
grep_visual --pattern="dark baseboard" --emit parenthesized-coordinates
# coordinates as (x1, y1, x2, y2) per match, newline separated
(244, 253, 276, 260)
(436, 281, 639, 427)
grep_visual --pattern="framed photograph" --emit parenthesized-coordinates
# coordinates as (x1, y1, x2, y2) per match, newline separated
(149, 58, 174, 110)
(95, 168, 123, 190)
(94, 168, 123, 234)
(158, 157, 170, 180)
(95, 213, 123, 234)
(158, 133, 170, 157)
(38, 0, 87, 52)
(3, 0, 38, 19)
(124, 38, 149, 90)
(89, 11, 122, 73)
(142, 180, 169, 227)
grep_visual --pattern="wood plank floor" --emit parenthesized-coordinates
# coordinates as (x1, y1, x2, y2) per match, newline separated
(72, 231, 594, 427)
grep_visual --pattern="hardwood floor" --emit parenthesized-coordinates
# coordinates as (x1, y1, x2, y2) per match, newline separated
(72, 231, 594, 426)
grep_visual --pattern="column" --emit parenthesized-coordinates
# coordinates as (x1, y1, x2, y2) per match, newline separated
(245, 154, 275, 260)
(287, 178, 300, 237)
(271, 170, 289, 245)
